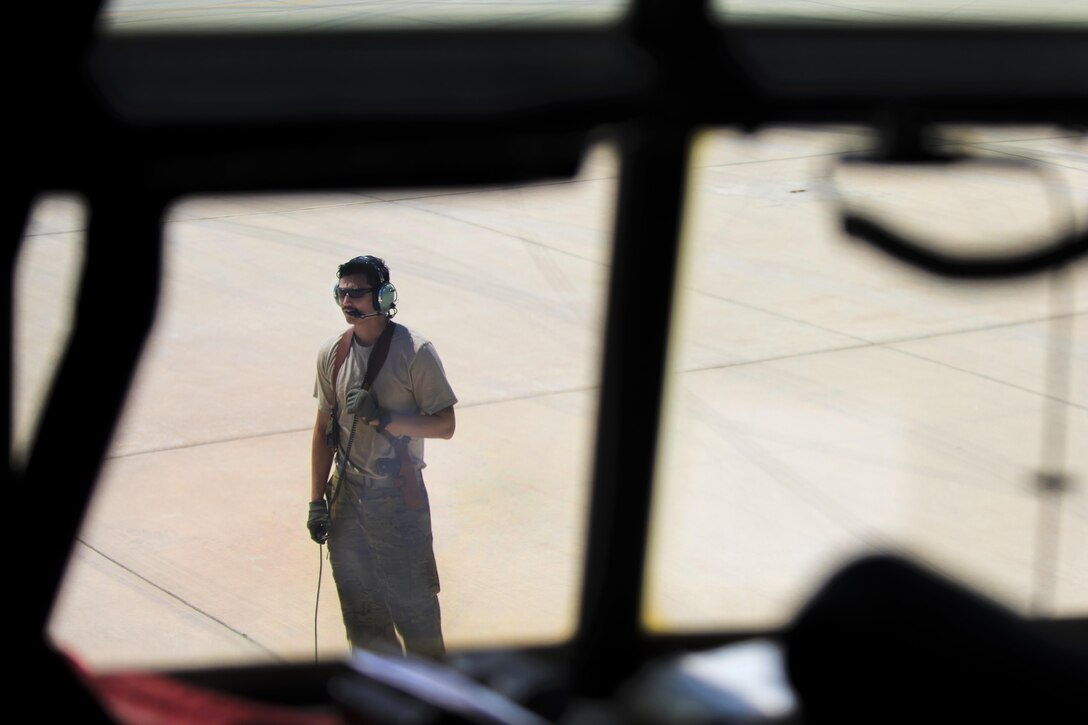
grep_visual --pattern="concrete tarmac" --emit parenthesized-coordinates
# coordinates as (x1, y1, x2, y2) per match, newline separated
(19, 125, 1086, 669)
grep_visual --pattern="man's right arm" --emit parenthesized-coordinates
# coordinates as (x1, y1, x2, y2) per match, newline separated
(311, 410, 334, 502)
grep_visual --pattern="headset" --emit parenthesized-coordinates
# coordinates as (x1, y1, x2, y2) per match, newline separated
(333, 255, 398, 317)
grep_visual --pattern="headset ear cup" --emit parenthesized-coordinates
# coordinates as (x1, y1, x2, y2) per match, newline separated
(375, 283, 397, 312)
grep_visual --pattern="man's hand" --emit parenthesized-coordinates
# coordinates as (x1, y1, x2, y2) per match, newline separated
(346, 388, 380, 421)
(307, 500, 329, 544)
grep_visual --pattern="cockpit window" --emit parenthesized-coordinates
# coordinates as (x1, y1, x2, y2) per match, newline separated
(99, 0, 628, 33)
(44, 147, 618, 669)
(643, 125, 1087, 632)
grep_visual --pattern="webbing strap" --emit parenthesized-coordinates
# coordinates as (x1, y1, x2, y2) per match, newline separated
(333, 328, 353, 387)
(329, 322, 398, 506)
(333, 320, 397, 392)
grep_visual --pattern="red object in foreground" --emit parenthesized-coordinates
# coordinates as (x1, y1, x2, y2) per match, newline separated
(65, 653, 343, 725)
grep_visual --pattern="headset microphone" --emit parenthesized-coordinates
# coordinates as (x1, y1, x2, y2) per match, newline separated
(345, 306, 398, 320)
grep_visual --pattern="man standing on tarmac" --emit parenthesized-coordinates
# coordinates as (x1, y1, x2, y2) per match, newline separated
(307, 255, 457, 659)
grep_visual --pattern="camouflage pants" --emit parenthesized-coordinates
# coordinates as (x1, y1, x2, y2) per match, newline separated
(326, 472, 444, 659)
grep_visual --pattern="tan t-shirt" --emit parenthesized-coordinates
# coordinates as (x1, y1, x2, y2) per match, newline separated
(314, 323, 457, 481)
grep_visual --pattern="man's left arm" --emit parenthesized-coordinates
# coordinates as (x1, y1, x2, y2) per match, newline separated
(369, 405, 455, 440)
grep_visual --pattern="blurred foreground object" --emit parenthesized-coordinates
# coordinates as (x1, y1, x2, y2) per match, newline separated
(786, 554, 1088, 724)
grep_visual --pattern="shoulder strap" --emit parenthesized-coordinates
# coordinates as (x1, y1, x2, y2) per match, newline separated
(333, 327, 354, 386)
(333, 322, 398, 392)
(363, 321, 397, 391)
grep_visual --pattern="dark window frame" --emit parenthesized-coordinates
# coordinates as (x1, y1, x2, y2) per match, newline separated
(9, 0, 1087, 714)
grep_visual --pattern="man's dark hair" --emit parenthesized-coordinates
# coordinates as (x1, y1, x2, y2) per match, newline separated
(337, 255, 390, 287)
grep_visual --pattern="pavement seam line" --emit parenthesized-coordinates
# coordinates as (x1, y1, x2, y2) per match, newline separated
(74, 539, 284, 662)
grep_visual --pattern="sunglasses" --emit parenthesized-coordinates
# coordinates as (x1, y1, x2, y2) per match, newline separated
(336, 287, 374, 299)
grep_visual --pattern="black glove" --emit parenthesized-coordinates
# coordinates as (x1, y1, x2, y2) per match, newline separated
(346, 388, 381, 421)
(307, 499, 329, 544)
